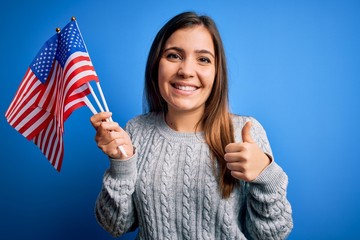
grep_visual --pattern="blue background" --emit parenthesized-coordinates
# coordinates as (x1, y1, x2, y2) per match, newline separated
(1, 0, 359, 239)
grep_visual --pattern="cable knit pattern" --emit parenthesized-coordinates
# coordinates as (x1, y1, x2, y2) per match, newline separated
(95, 113, 293, 239)
(182, 145, 192, 239)
(137, 130, 160, 238)
(160, 143, 173, 239)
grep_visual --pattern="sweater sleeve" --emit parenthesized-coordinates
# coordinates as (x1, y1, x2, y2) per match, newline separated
(95, 156, 138, 237)
(241, 117, 293, 239)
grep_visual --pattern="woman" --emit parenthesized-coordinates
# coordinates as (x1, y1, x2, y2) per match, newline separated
(91, 11, 293, 239)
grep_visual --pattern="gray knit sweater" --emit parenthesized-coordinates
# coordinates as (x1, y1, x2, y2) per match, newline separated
(95, 113, 293, 239)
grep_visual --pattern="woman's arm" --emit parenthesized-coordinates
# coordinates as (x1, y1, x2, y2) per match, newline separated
(95, 156, 138, 237)
(242, 118, 293, 239)
(91, 112, 138, 237)
(243, 161, 293, 239)
(229, 116, 293, 239)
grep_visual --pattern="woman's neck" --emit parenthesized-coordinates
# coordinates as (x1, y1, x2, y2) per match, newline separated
(165, 108, 204, 132)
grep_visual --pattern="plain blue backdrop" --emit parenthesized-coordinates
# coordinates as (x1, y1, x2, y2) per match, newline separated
(1, 0, 359, 239)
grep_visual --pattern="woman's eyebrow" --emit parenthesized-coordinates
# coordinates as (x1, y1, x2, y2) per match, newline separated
(163, 47, 215, 58)
(163, 47, 183, 53)
(195, 49, 215, 59)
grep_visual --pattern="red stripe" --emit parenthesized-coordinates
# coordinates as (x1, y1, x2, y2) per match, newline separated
(66, 75, 96, 99)
(5, 74, 42, 122)
(37, 62, 62, 113)
(64, 55, 91, 73)
(65, 88, 90, 104)
(26, 113, 53, 140)
(5, 68, 33, 116)
(43, 121, 56, 161)
(8, 50, 97, 171)
(65, 55, 99, 83)
(33, 120, 53, 160)
(46, 118, 63, 171)
(52, 120, 64, 171)
(34, 119, 54, 153)
(10, 105, 38, 133)
(64, 101, 87, 121)
(17, 109, 50, 140)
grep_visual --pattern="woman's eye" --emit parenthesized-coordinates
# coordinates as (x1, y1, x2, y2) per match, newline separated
(199, 57, 211, 63)
(166, 53, 181, 60)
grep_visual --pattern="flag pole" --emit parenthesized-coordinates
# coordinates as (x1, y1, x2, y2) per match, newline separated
(84, 96, 98, 115)
(95, 82, 113, 121)
(73, 17, 128, 158)
(87, 82, 105, 112)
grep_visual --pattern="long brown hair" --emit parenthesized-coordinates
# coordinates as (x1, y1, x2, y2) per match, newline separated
(144, 12, 236, 198)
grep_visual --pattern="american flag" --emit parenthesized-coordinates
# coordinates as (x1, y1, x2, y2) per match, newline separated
(5, 20, 98, 171)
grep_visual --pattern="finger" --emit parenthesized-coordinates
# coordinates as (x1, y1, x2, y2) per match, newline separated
(98, 121, 122, 133)
(225, 142, 245, 153)
(224, 151, 247, 162)
(97, 130, 127, 152)
(242, 121, 254, 143)
(90, 112, 112, 128)
(226, 162, 245, 172)
(95, 124, 124, 145)
(98, 140, 123, 159)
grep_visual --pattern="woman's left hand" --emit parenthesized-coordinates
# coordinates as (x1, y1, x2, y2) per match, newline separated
(224, 121, 271, 182)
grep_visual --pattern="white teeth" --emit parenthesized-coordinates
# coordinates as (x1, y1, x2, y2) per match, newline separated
(175, 85, 197, 91)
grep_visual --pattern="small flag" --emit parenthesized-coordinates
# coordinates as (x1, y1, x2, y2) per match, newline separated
(5, 19, 98, 171)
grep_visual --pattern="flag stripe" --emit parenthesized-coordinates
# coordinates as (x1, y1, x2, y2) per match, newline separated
(6, 73, 42, 122)
(8, 92, 41, 129)
(5, 68, 35, 117)
(24, 112, 53, 140)
(6, 20, 98, 171)
(18, 108, 51, 140)
(38, 62, 61, 111)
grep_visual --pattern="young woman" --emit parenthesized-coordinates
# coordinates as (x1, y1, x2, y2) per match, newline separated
(91, 11, 293, 239)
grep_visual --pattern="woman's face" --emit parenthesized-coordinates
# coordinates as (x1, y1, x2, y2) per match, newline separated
(158, 25, 216, 116)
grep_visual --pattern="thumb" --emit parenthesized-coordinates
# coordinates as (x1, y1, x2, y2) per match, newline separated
(242, 121, 254, 143)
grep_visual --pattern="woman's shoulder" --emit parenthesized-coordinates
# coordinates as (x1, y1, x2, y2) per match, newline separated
(230, 114, 267, 141)
(230, 114, 259, 127)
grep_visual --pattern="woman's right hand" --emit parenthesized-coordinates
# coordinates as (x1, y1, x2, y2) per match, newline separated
(90, 112, 134, 160)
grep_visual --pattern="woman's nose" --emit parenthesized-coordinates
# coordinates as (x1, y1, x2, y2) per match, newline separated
(177, 59, 195, 78)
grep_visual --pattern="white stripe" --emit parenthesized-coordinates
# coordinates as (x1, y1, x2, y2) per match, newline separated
(9, 91, 40, 126)
(7, 73, 37, 118)
(64, 51, 92, 68)
(6, 70, 33, 116)
(7, 76, 41, 121)
(44, 121, 56, 158)
(64, 96, 87, 113)
(38, 62, 60, 109)
(49, 127, 60, 167)
(69, 83, 88, 95)
(13, 107, 41, 135)
(22, 111, 51, 138)
(52, 125, 63, 170)
(56, 66, 66, 128)
(35, 129, 43, 150)
(64, 69, 97, 97)
(64, 56, 95, 81)
(39, 119, 54, 153)
(64, 84, 88, 113)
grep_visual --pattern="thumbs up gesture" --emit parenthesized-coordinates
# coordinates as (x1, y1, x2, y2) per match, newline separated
(224, 121, 271, 182)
